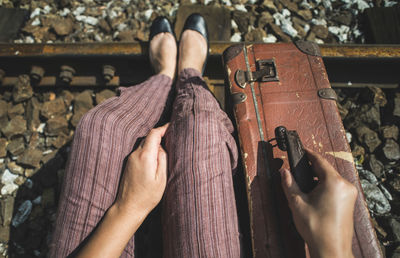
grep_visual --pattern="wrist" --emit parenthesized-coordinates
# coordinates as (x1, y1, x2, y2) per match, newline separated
(76, 202, 149, 257)
(109, 202, 149, 227)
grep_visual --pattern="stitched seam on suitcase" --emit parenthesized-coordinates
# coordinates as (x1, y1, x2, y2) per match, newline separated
(243, 45, 265, 143)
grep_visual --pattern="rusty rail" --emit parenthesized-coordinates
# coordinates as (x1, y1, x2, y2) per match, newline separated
(1, 42, 400, 57)
(0, 43, 399, 88)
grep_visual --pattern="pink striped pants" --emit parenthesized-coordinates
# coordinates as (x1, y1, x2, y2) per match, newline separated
(49, 68, 241, 257)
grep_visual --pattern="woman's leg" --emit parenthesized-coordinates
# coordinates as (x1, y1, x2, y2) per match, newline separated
(162, 68, 241, 257)
(49, 32, 177, 258)
(49, 74, 172, 257)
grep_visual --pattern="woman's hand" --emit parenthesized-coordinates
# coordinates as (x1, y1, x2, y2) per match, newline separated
(115, 123, 169, 216)
(280, 148, 357, 258)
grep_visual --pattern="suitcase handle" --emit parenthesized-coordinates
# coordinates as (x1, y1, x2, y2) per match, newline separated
(274, 126, 317, 193)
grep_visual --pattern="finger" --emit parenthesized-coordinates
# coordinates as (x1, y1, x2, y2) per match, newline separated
(279, 168, 304, 206)
(156, 147, 168, 183)
(304, 148, 338, 181)
(142, 123, 170, 152)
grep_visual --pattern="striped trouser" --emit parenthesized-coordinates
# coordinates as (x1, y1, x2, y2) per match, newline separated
(49, 68, 241, 257)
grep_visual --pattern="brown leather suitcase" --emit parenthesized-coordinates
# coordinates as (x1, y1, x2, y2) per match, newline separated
(222, 42, 383, 258)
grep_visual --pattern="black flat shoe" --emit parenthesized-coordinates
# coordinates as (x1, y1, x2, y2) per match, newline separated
(149, 16, 175, 41)
(181, 13, 209, 75)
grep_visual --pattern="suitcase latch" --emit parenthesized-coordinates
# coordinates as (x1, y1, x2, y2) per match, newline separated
(235, 59, 279, 88)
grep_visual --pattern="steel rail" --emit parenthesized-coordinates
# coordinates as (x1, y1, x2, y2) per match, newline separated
(0, 43, 399, 89)
(0, 43, 400, 58)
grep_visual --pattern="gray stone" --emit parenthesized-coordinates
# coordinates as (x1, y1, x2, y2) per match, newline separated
(45, 116, 69, 136)
(394, 95, 400, 117)
(358, 169, 378, 184)
(0, 225, 10, 242)
(61, 90, 74, 107)
(7, 162, 24, 175)
(311, 25, 329, 39)
(1, 115, 27, 139)
(13, 75, 33, 103)
(2, 91, 11, 101)
(42, 92, 56, 102)
(7, 103, 24, 119)
(233, 10, 251, 34)
(356, 126, 382, 153)
(380, 184, 393, 201)
(292, 16, 307, 27)
(26, 97, 41, 131)
(279, 0, 298, 12)
(14, 176, 25, 186)
(292, 19, 307, 38)
(11, 200, 32, 227)
(0, 196, 14, 226)
(25, 168, 37, 178)
(117, 30, 136, 42)
(23, 132, 32, 145)
(367, 155, 384, 178)
(51, 133, 70, 149)
(74, 90, 93, 114)
(262, 0, 278, 12)
(269, 23, 292, 42)
(360, 86, 387, 107)
(306, 32, 317, 43)
(51, 17, 74, 36)
(17, 148, 43, 168)
(0, 100, 7, 118)
(41, 151, 56, 165)
(28, 132, 40, 149)
(361, 179, 391, 215)
(389, 177, 400, 194)
(389, 218, 400, 242)
(98, 18, 111, 33)
(95, 89, 116, 105)
(0, 138, 7, 158)
(332, 11, 352, 26)
(0, 118, 8, 133)
(382, 139, 400, 161)
(298, 9, 312, 21)
(337, 102, 349, 120)
(109, 13, 127, 30)
(352, 144, 365, 158)
(6, 136, 25, 156)
(345, 104, 381, 130)
(46, 136, 57, 148)
(245, 28, 267, 41)
(41, 97, 66, 120)
(258, 11, 274, 29)
(381, 125, 399, 140)
(71, 110, 86, 127)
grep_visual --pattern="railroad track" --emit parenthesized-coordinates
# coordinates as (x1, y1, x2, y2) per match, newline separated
(0, 43, 399, 91)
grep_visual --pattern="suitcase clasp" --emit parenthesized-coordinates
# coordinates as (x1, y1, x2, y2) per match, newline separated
(235, 59, 279, 88)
